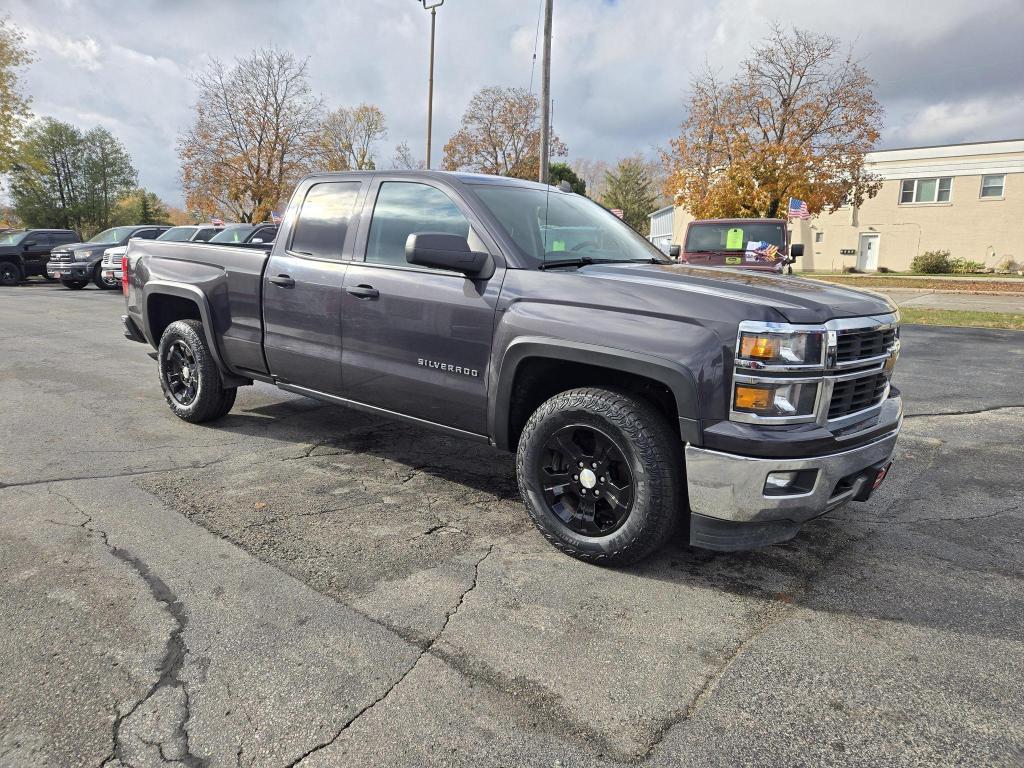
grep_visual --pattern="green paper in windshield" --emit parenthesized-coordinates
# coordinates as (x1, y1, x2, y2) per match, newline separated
(553, 240, 565, 251)
(725, 228, 744, 250)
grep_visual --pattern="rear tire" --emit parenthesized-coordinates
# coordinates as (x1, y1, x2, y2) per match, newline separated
(0, 261, 22, 286)
(516, 387, 682, 566)
(158, 319, 237, 423)
(61, 278, 88, 290)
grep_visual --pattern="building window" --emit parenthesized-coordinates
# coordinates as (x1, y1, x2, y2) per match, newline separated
(899, 177, 952, 204)
(980, 174, 1005, 198)
(814, 232, 824, 243)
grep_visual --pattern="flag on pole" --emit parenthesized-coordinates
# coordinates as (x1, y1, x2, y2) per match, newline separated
(610, 208, 624, 219)
(211, 217, 224, 227)
(788, 198, 810, 220)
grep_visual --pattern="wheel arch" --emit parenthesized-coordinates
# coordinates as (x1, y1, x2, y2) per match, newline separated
(143, 282, 250, 387)
(490, 338, 702, 452)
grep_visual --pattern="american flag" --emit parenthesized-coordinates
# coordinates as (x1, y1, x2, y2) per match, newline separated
(788, 198, 810, 220)
(211, 217, 224, 226)
(610, 208, 624, 219)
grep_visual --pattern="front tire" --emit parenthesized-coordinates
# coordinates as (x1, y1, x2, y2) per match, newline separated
(0, 261, 22, 286)
(516, 387, 682, 566)
(158, 319, 236, 423)
(93, 264, 117, 290)
(61, 278, 88, 290)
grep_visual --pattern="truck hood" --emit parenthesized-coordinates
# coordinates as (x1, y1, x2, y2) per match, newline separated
(577, 262, 896, 324)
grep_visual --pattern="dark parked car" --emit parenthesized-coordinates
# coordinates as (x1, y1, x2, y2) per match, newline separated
(208, 223, 278, 245)
(678, 218, 803, 272)
(47, 225, 171, 290)
(0, 229, 81, 286)
(122, 171, 902, 565)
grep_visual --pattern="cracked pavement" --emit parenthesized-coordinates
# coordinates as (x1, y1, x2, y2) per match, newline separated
(1, 284, 1022, 767)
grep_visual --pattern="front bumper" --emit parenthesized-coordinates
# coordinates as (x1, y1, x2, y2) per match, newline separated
(686, 425, 900, 551)
(47, 261, 90, 279)
(122, 314, 147, 343)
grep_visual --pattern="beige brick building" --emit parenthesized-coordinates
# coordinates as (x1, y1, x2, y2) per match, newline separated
(661, 139, 1023, 272)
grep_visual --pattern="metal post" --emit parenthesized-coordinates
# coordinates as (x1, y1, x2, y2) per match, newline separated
(538, 0, 552, 183)
(426, 7, 436, 170)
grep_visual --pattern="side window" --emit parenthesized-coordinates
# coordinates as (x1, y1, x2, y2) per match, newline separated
(34, 234, 52, 247)
(136, 229, 159, 240)
(365, 182, 470, 267)
(195, 228, 217, 241)
(290, 182, 360, 259)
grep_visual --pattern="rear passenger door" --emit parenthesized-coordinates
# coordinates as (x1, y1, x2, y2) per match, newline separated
(340, 178, 503, 435)
(262, 179, 367, 395)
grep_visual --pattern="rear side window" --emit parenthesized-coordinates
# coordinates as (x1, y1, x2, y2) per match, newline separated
(194, 228, 218, 242)
(134, 229, 159, 240)
(365, 182, 469, 267)
(290, 182, 360, 260)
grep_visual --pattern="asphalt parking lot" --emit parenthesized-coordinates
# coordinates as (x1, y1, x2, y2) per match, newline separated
(1, 280, 1022, 768)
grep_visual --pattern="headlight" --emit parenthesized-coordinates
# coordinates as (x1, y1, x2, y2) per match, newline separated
(75, 250, 97, 261)
(737, 328, 823, 367)
(733, 380, 820, 418)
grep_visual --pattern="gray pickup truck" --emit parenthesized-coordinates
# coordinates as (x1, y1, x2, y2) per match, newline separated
(121, 170, 902, 565)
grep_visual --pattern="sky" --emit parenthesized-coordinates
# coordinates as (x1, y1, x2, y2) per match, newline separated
(6, 0, 1024, 208)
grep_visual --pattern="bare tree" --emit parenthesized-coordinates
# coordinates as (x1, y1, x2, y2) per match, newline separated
(572, 158, 609, 201)
(318, 104, 388, 171)
(391, 140, 423, 170)
(178, 47, 323, 223)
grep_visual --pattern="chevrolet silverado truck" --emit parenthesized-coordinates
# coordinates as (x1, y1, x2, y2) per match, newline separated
(679, 218, 802, 273)
(121, 171, 902, 565)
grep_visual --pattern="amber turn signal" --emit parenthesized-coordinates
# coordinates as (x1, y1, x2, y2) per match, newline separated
(739, 335, 778, 360)
(734, 384, 772, 411)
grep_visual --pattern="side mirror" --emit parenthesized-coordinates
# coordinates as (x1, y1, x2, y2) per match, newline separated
(789, 243, 804, 259)
(406, 232, 490, 276)
(22, 240, 37, 249)
(669, 244, 681, 259)
(251, 238, 263, 244)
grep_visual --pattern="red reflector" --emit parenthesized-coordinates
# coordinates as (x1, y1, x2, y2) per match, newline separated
(872, 462, 892, 490)
(121, 256, 129, 296)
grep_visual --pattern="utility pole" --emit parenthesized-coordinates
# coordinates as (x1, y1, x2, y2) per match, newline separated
(420, 1, 445, 169)
(538, 0, 553, 184)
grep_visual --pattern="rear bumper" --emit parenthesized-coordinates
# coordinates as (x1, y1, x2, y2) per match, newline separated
(686, 426, 900, 551)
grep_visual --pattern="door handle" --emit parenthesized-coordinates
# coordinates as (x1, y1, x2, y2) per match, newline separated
(269, 274, 295, 287)
(345, 284, 379, 299)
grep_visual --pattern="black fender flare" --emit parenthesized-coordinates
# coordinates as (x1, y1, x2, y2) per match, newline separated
(489, 337, 702, 450)
(142, 281, 250, 388)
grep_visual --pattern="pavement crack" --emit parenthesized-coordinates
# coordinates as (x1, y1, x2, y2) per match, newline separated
(904, 404, 1023, 419)
(1, 454, 238, 490)
(285, 544, 495, 767)
(48, 488, 207, 768)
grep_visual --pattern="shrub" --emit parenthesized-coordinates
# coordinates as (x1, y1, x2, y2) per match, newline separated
(949, 257, 985, 274)
(996, 258, 1019, 273)
(878, 266, 892, 273)
(911, 250, 951, 274)
(842, 266, 859, 273)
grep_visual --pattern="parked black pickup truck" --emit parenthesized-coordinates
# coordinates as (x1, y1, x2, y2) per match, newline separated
(48, 225, 171, 290)
(0, 228, 80, 285)
(122, 171, 902, 564)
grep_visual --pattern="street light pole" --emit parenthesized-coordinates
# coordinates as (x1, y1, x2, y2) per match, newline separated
(420, 0, 445, 170)
(538, 0, 553, 183)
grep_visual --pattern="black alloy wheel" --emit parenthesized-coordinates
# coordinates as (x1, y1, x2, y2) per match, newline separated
(539, 424, 634, 537)
(0, 261, 22, 286)
(163, 339, 200, 406)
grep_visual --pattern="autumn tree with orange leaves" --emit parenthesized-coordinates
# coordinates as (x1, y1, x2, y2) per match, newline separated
(178, 48, 323, 223)
(663, 26, 882, 220)
(443, 86, 566, 180)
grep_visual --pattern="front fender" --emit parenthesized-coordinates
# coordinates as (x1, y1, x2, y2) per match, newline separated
(489, 337, 703, 450)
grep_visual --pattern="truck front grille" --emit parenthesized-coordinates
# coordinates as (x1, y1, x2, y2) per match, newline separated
(50, 251, 73, 263)
(828, 372, 889, 420)
(836, 328, 896, 365)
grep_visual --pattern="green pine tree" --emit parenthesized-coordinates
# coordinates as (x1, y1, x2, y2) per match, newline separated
(601, 157, 658, 235)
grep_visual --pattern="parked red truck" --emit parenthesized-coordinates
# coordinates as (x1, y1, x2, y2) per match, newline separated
(675, 218, 803, 273)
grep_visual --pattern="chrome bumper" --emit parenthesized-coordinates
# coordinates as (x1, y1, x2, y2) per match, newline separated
(685, 428, 900, 524)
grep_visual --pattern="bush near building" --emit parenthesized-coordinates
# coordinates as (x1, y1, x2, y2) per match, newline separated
(911, 250, 952, 274)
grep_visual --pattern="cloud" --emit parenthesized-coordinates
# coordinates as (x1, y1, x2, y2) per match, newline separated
(6, 0, 1023, 207)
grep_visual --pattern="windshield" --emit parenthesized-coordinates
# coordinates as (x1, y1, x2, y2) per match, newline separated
(0, 230, 28, 245)
(685, 222, 785, 252)
(471, 185, 669, 266)
(157, 227, 197, 242)
(88, 226, 138, 244)
(209, 225, 254, 243)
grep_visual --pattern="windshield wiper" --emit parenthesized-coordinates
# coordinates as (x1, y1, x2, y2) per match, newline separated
(538, 256, 594, 270)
